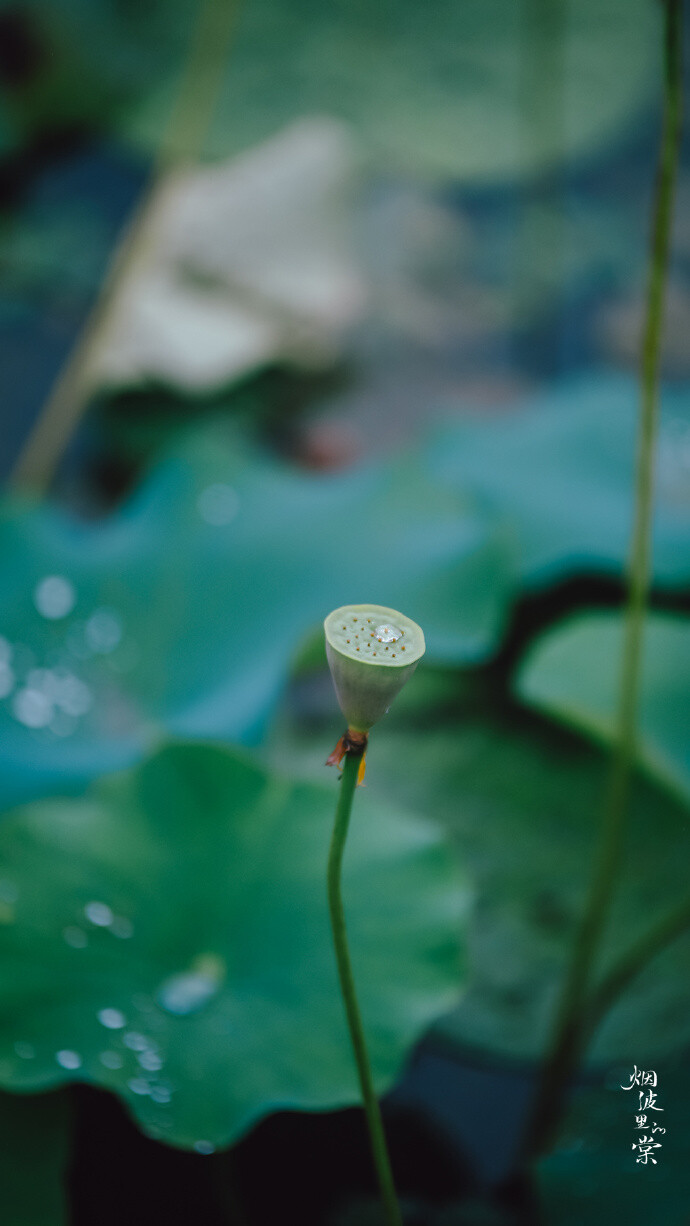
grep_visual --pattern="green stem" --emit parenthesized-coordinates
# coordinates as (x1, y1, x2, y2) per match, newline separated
(519, 892, 690, 1134)
(327, 750, 403, 1226)
(519, 0, 683, 1166)
(585, 893, 690, 1039)
(156, 0, 241, 171)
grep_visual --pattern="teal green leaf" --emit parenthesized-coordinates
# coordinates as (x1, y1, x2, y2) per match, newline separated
(428, 375, 690, 587)
(537, 1057, 690, 1225)
(0, 1089, 72, 1225)
(517, 612, 690, 807)
(0, 424, 512, 811)
(0, 741, 467, 1150)
(267, 664, 690, 1063)
(28, 0, 658, 182)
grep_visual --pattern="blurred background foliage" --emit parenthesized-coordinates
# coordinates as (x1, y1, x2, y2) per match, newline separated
(0, 0, 689, 1223)
(0, 0, 661, 177)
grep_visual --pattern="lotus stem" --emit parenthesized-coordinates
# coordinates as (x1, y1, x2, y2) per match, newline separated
(327, 744, 403, 1226)
(519, 0, 683, 1165)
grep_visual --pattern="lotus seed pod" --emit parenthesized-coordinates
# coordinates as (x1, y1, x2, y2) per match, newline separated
(324, 604, 425, 732)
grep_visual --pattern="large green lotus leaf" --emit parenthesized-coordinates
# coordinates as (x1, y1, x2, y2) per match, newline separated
(0, 740, 467, 1150)
(537, 1057, 690, 1225)
(0, 424, 512, 812)
(428, 375, 690, 587)
(0, 1089, 71, 1225)
(24, 0, 658, 182)
(517, 612, 690, 807)
(266, 665, 690, 1063)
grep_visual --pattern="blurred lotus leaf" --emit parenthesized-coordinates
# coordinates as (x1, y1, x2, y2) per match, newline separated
(0, 740, 467, 1149)
(517, 612, 690, 807)
(0, 424, 512, 810)
(537, 1057, 690, 1224)
(267, 667, 690, 1062)
(21, 0, 660, 182)
(97, 119, 367, 394)
(0, 1089, 71, 1225)
(428, 375, 690, 588)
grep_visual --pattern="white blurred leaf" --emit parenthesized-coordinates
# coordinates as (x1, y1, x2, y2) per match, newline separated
(98, 119, 367, 393)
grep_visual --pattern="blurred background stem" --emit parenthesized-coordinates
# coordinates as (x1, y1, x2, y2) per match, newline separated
(9, 0, 239, 494)
(327, 748, 403, 1226)
(584, 892, 690, 1040)
(519, 0, 683, 1167)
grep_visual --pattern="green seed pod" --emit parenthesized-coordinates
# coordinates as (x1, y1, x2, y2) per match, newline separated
(324, 604, 425, 732)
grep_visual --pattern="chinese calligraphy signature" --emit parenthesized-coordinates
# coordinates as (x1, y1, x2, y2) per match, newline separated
(621, 1066, 665, 1164)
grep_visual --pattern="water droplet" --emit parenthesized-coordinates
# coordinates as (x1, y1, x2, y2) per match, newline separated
(14, 1041, 35, 1059)
(0, 637, 12, 665)
(110, 915, 134, 939)
(127, 1077, 151, 1096)
(13, 688, 53, 728)
(138, 1050, 163, 1072)
(63, 926, 88, 949)
(85, 608, 123, 654)
(194, 1140, 215, 1155)
(374, 623, 403, 644)
(56, 1049, 82, 1070)
(34, 575, 76, 620)
(197, 483, 240, 526)
(97, 1008, 126, 1030)
(100, 1050, 124, 1070)
(149, 1084, 172, 1105)
(0, 880, 18, 905)
(156, 954, 225, 1017)
(123, 1031, 149, 1052)
(0, 661, 15, 699)
(85, 901, 114, 928)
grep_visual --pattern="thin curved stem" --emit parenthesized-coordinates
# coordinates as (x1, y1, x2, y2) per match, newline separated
(585, 893, 690, 1038)
(327, 749, 403, 1226)
(518, 892, 690, 1127)
(520, 0, 683, 1166)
